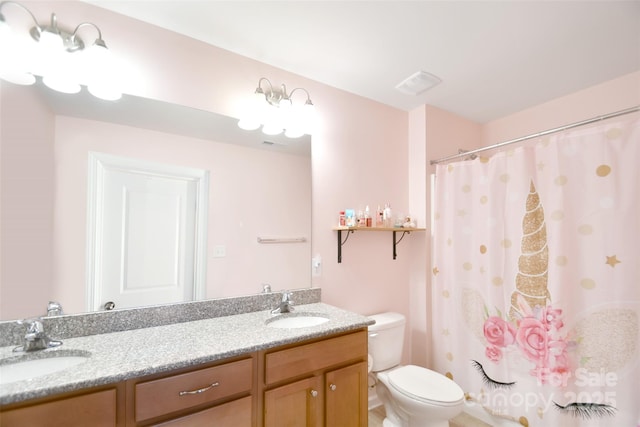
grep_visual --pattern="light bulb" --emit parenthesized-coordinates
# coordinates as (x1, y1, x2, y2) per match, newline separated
(0, 39, 35, 85)
(284, 127, 304, 138)
(237, 117, 261, 131)
(238, 89, 266, 131)
(83, 41, 121, 100)
(282, 102, 307, 138)
(38, 29, 64, 50)
(301, 102, 316, 134)
(42, 51, 81, 94)
(43, 74, 81, 93)
(279, 97, 292, 109)
(262, 105, 284, 135)
(36, 27, 82, 93)
(0, 18, 11, 40)
(0, 18, 36, 85)
(81, 41, 110, 77)
(262, 122, 284, 136)
(278, 97, 293, 130)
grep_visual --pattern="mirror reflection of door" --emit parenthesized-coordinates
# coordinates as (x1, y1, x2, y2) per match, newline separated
(87, 153, 208, 311)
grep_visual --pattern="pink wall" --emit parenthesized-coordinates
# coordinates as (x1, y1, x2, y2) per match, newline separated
(482, 71, 640, 146)
(425, 105, 483, 166)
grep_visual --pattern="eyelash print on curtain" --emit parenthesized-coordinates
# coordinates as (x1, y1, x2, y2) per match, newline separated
(431, 116, 640, 427)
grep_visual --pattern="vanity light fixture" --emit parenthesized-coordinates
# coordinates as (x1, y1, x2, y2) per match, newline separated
(0, 1, 121, 100)
(238, 77, 315, 138)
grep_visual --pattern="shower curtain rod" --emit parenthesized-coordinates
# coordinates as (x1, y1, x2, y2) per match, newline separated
(429, 105, 640, 165)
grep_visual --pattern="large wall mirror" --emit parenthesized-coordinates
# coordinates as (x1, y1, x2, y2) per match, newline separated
(0, 81, 311, 321)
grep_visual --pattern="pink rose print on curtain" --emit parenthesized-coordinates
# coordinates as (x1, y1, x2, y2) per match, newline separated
(483, 294, 571, 384)
(516, 317, 548, 362)
(483, 316, 516, 362)
(484, 316, 517, 347)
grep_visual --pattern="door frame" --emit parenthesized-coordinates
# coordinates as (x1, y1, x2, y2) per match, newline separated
(85, 152, 209, 312)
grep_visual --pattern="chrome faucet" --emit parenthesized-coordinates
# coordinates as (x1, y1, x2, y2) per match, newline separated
(14, 318, 62, 352)
(46, 301, 63, 317)
(271, 291, 295, 314)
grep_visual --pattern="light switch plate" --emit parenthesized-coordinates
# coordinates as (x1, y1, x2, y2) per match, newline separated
(312, 255, 322, 277)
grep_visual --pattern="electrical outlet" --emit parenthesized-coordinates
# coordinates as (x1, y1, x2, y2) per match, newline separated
(213, 245, 226, 258)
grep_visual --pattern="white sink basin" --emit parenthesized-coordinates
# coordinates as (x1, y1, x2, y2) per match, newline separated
(267, 314, 330, 329)
(0, 351, 90, 385)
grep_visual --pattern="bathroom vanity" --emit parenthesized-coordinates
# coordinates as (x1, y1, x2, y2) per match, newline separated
(0, 302, 371, 427)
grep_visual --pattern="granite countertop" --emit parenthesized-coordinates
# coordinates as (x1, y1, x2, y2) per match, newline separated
(0, 303, 373, 405)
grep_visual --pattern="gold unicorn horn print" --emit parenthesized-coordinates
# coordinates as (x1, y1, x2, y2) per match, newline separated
(509, 180, 551, 321)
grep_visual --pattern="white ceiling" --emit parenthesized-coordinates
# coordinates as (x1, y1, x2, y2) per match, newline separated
(86, 1, 640, 123)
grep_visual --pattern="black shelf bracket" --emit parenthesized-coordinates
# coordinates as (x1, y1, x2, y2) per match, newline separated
(337, 229, 354, 263)
(335, 228, 420, 263)
(392, 230, 410, 260)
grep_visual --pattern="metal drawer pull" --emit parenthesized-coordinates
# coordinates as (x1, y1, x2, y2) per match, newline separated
(310, 389, 318, 397)
(329, 383, 337, 391)
(179, 381, 220, 396)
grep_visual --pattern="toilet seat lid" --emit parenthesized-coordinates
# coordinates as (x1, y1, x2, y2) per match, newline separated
(388, 365, 464, 405)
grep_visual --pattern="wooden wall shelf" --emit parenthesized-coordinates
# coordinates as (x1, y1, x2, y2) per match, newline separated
(331, 227, 426, 263)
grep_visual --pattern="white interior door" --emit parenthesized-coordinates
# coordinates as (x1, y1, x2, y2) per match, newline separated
(87, 153, 208, 312)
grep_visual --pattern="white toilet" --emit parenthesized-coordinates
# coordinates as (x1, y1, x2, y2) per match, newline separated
(368, 312, 464, 427)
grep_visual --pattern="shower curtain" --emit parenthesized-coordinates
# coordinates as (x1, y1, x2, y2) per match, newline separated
(431, 115, 640, 427)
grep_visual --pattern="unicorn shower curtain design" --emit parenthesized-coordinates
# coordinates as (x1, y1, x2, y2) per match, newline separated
(431, 115, 640, 427)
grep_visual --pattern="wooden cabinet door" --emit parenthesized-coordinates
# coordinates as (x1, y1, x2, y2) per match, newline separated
(325, 362, 368, 427)
(152, 396, 252, 427)
(0, 388, 118, 427)
(264, 376, 323, 427)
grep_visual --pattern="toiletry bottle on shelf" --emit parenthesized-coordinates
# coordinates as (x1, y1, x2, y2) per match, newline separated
(365, 205, 372, 227)
(376, 205, 383, 227)
(383, 203, 392, 228)
(345, 209, 356, 227)
(339, 211, 346, 227)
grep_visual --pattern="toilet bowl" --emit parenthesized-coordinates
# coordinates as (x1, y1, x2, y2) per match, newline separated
(368, 312, 464, 427)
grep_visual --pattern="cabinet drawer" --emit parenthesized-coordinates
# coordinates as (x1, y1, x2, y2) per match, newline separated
(0, 388, 117, 427)
(152, 395, 252, 427)
(135, 358, 253, 422)
(265, 330, 366, 385)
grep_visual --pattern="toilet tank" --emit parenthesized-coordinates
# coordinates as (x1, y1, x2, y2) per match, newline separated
(368, 312, 406, 372)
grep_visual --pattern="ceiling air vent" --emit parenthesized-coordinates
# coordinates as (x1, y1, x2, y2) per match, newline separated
(395, 71, 442, 96)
